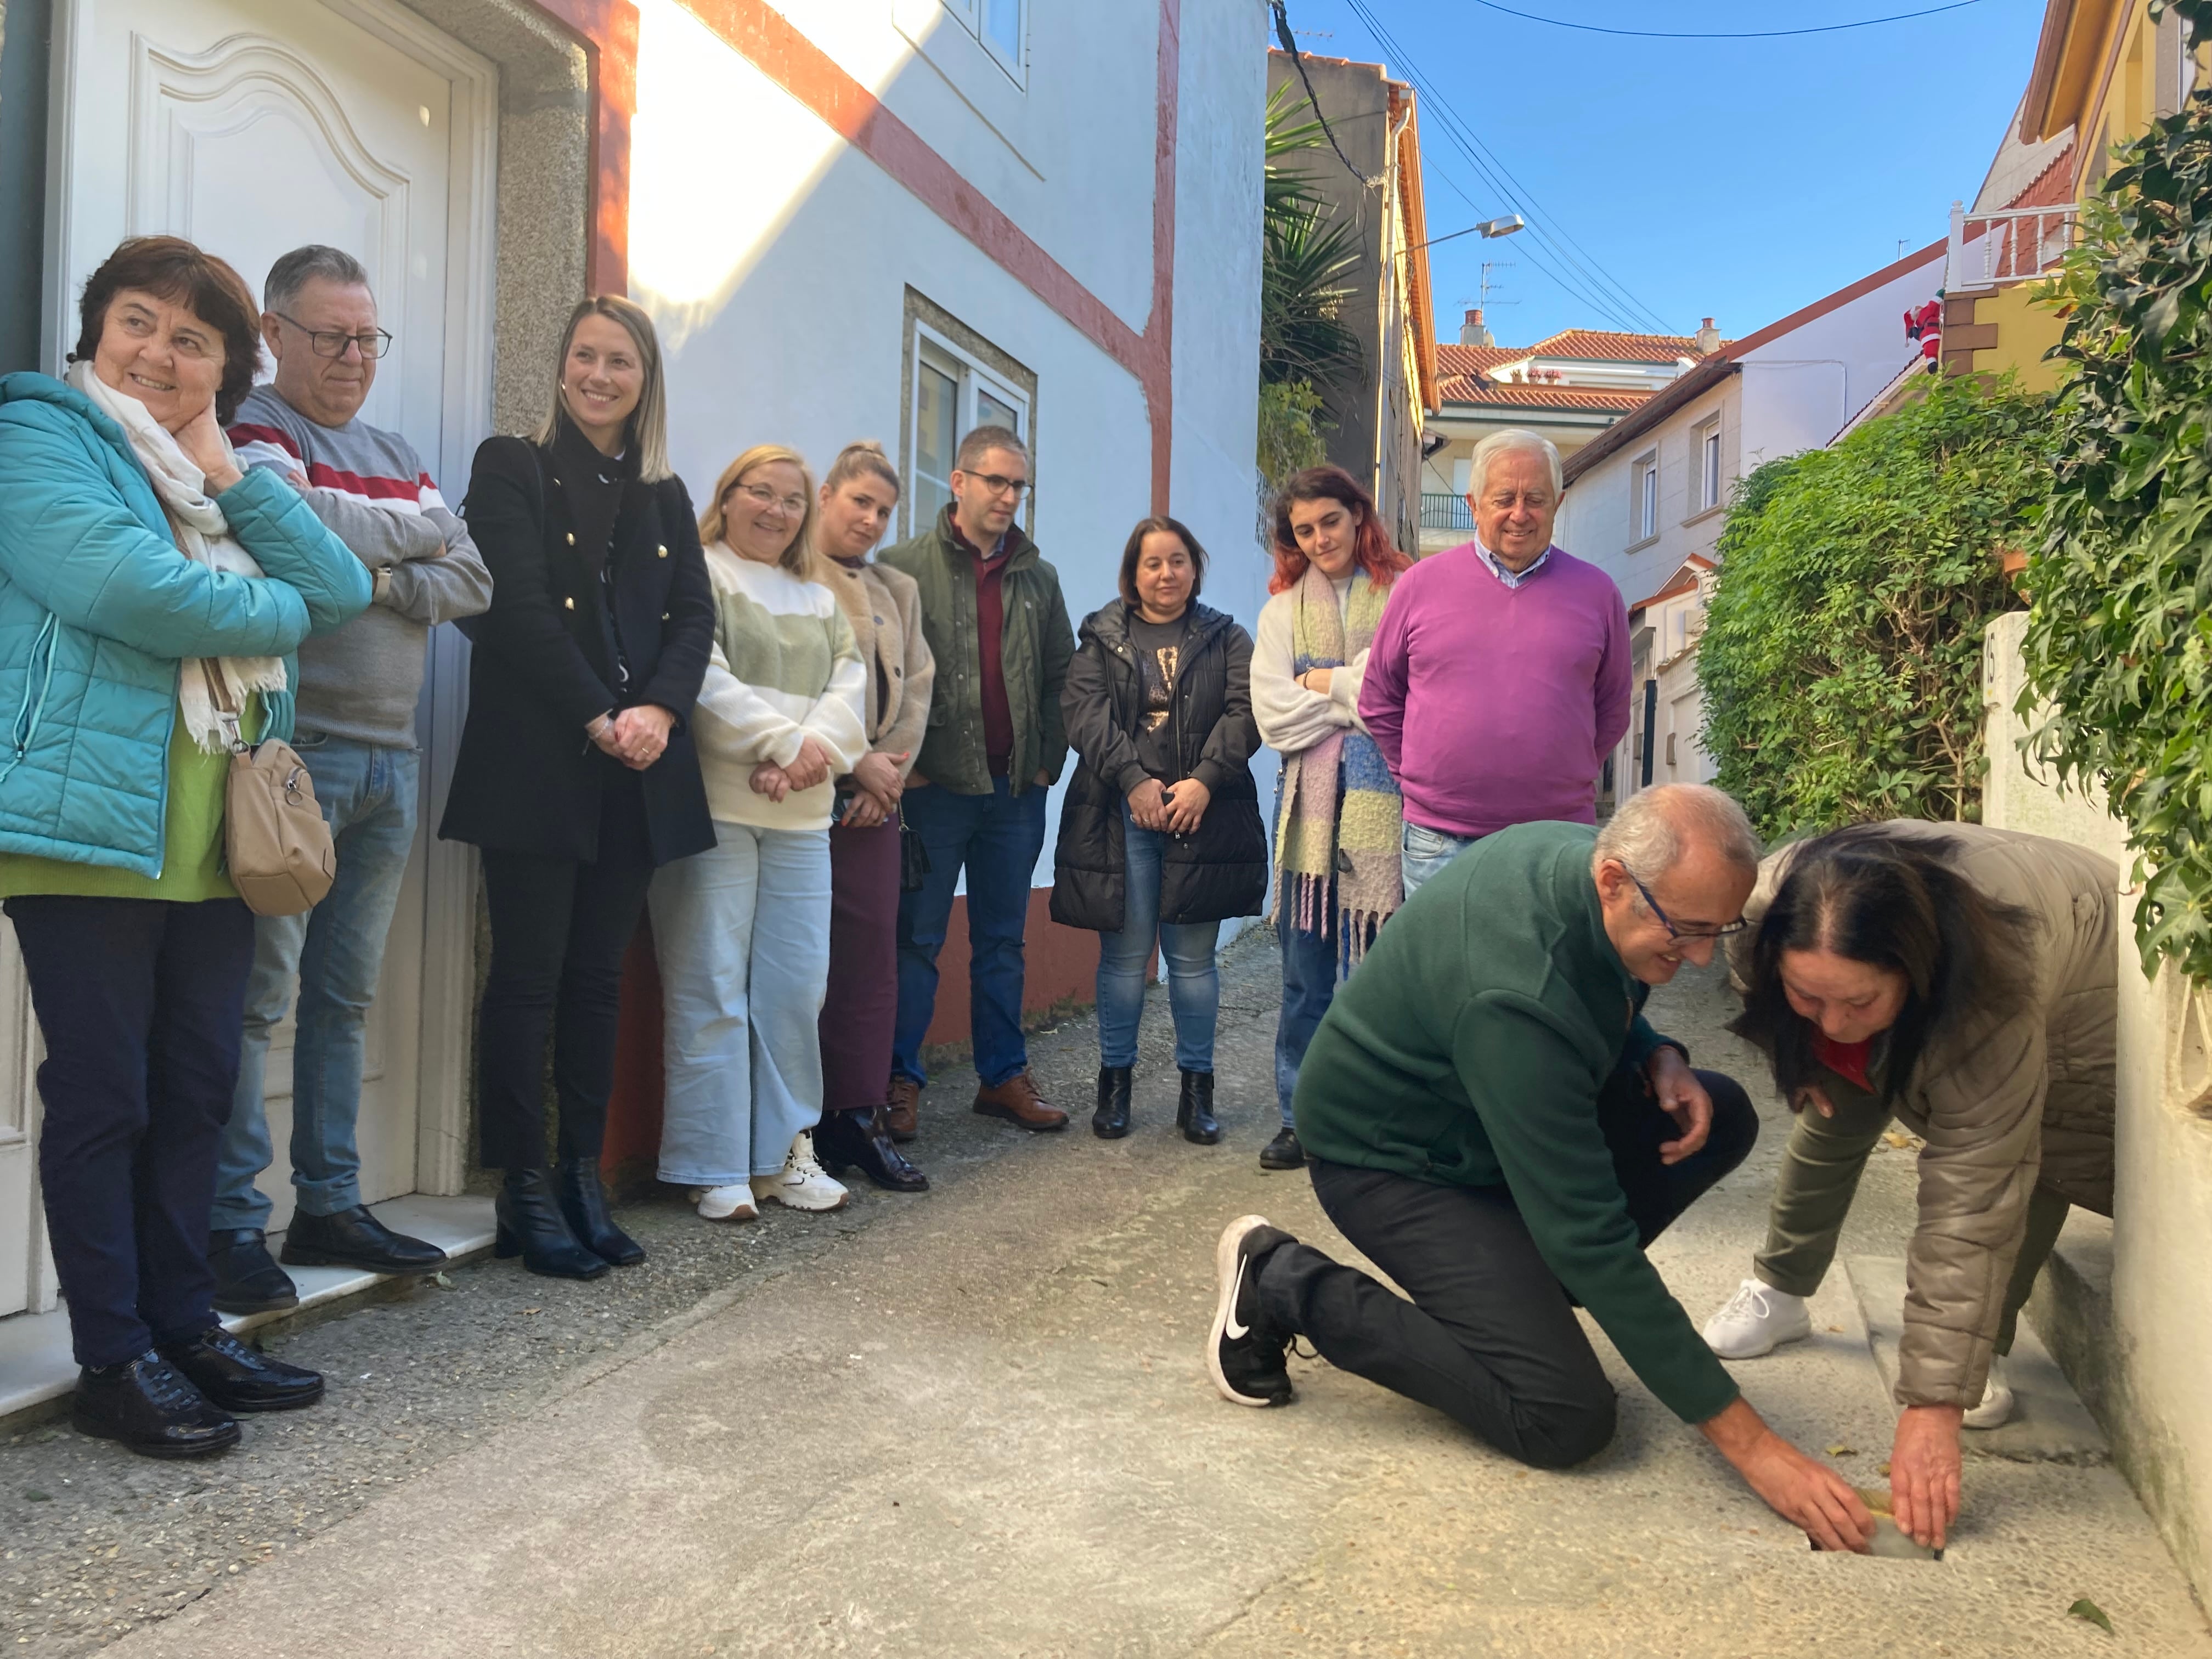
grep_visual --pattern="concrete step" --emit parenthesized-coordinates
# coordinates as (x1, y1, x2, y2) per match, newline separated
(0, 1194, 494, 1434)
(1844, 1254, 2109, 1464)
(2022, 1209, 2117, 1423)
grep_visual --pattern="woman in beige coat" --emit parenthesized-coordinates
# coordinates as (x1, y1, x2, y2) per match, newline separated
(810, 442, 936, 1191)
(1708, 820, 2116, 1553)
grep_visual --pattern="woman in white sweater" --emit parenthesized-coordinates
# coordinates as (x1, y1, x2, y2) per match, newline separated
(1250, 466, 1411, 1172)
(649, 444, 866, 1223)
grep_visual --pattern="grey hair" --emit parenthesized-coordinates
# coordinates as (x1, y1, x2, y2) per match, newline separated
(1469, 428, 1563, 500)
(264, 245, 372, 314)
(1593, 785, 1762, 884)
(955, 424, 1026, 472)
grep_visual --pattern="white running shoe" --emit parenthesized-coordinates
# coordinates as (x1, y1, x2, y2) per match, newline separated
(1963, 1357, 2015, 1430)
(751, 1132, 850, 1212)
(691, 1184, 758, 1223)
(1702, 1278, 1813, 1359)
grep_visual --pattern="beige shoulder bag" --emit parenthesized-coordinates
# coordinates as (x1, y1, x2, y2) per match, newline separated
(204, 662, 335, 916)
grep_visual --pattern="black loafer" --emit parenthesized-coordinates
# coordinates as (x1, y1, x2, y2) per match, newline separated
(281, 1205, 448, 1275)
(156, 1327, 324, 1413)
(1259, 1127, 1306, 1171)
(72, 1353, 240, 1459)
(208, 1228, 298, 1315)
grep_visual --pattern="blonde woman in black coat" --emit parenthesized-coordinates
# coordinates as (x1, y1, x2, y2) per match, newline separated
(1050, 517, 1265, 1143)
(441, 295, 714, 1281)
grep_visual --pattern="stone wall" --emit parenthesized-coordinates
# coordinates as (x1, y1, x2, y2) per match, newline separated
(1983, 609, 2212, 1605)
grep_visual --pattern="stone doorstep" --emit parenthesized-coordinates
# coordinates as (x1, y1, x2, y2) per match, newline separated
(1845, 1254, 2110, 1464)
(0, 1194, 495, 1435)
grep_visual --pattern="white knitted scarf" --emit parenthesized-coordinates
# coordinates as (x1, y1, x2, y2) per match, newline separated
(69, 362, 287, 753)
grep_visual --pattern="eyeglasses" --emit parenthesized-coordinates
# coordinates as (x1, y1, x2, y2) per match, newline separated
(1627, 870, 1747, 940)
(734, 482, 808, 517)
(273, 312, 393, 360)
(962, 472, 1031, 499)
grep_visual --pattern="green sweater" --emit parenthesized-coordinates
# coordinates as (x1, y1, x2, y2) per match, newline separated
(1293, 820, 1740, 1424)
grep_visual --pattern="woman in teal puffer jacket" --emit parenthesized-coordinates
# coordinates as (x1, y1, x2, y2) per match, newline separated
(0, 237, 370, 1460)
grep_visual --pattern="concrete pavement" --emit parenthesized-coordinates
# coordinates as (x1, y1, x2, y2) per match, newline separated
(8, 942, 2210, 1657)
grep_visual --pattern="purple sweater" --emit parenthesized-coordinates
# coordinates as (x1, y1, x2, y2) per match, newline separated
(1359, 542, 1632, 838)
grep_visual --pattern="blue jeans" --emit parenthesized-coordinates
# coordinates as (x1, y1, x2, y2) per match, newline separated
(212, 737, 418, 1231)
(1097, 804, 1221, 1073)
(894, 776, 1049, 1088)
(1274, 901, 1339, 1129)
(1401, 821, 1481, 899)
(648, 820, 831, 1184)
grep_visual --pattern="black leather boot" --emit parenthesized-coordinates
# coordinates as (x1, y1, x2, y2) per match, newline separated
(815, 1106, 929, 1192)
(208, 1228, 298, 1315)
(1176, 1069, 1221, 1146)
(1093, 1065, 1133, 1139)
(495, 1168, 608, 1281)
(283, 1205, 448, 1274)
(555, 1157, 645, 1266)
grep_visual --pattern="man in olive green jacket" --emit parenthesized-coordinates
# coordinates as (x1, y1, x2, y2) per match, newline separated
(879, 426, 1075, 1135)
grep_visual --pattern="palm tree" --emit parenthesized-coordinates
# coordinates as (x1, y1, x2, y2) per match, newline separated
(1260, 84, 1362, 392)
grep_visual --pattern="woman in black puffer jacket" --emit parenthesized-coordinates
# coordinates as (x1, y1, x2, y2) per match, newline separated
(1051, 516, 1265, 1144)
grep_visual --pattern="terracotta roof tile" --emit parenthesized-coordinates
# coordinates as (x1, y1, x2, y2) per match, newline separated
(1527, 328, 1716, 362)
(1437, 377, 1653, 411)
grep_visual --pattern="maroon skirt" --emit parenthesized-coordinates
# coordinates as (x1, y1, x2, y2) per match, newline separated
(819, 816, 902, 1113)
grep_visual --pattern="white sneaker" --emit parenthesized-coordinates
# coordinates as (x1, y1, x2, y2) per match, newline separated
(1702, 1278, 1813, 1359)
(1963, 1357, 2015, 1430)
(751, 1132, 849, 1212)
(691, 1183, 758, 1222)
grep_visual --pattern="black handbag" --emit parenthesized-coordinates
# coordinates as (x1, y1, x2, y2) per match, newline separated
(899, 802, 931, 893)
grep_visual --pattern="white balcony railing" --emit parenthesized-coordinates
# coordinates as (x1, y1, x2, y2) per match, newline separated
(1946, 199, 2078, 291)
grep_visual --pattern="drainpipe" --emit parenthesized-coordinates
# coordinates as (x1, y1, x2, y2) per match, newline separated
(1378, 93, 1415, 539)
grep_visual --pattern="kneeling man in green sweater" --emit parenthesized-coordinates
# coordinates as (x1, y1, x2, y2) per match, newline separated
(1207, 784, 1876, 1552)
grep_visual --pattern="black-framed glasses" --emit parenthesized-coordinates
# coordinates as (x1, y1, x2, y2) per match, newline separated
(964, 471, 1030, 499)
(1628, 871, 1747, 940)
(273, 312, 393, 360)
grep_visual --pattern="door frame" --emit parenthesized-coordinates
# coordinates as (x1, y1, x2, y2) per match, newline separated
(37, 0, 499, 1201)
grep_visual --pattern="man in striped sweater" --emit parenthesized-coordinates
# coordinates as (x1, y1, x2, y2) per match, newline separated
(210, 245, 492, 1314)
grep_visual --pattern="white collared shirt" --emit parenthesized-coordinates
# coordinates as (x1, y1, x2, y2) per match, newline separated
(1473, 537, 1555, 590)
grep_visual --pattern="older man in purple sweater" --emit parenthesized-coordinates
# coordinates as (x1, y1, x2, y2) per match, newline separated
(1361, 430, 1631, 895)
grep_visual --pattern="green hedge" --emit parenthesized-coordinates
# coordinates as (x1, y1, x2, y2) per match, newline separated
(1700, 374, 2045, 838)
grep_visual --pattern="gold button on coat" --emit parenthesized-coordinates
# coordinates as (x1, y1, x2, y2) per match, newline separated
(565, 532, 575, 545)
(657, 544, 668, 558)
(563, 597, 575, 610)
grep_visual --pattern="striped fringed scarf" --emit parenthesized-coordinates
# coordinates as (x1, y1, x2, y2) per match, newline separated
(1271, 563, 1403, 967)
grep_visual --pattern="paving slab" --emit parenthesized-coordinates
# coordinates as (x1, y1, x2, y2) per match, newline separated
(1847, 1254, 2110, 1465)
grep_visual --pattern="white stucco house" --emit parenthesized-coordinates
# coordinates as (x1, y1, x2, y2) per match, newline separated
(1556, 241, 1947, 811)
(0, 0, 1265, 1401)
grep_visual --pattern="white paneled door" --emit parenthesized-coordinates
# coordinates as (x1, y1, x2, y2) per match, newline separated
(0, 0, 494, 1319)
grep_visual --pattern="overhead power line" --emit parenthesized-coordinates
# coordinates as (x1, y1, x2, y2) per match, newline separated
(1465, 0, 1985, 40)
(1342, 0, 1678, 333)
(1269, 1, 1382, 189)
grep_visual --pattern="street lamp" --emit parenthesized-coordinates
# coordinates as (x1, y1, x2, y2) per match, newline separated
(1402, 213, 1527, 258)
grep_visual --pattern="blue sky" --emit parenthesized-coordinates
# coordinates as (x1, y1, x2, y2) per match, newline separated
(1275, 0, 2052, 346)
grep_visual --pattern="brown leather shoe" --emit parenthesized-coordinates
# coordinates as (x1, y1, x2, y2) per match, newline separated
(972, 1070, 1068, 1132)
(884, 1076, 922, 1143)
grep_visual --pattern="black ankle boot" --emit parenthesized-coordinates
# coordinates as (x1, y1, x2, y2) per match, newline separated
(555, 1157, 645, 1266)
(495, 1169, 608, 1281)
(1093, 1065, 1133, 1139)
(816, 1105, 930, 1192)
(1176, 1069, 1221, 1145)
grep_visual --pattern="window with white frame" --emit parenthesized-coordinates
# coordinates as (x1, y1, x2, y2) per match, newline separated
(1632, 452, 1659, 542)
(910, 326, 1031, 534)
(941, 0, 1026, 82)
(1693, 415, 1723, 514)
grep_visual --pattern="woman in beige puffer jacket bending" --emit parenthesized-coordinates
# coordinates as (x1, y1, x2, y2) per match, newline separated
(1706, 820, 2115, 1554)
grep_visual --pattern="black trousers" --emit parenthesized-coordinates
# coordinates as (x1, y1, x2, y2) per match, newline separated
(476, 782, 657, 1170)
(1257, 1065, 1758, 1470)
(7, 895, 256, 1368)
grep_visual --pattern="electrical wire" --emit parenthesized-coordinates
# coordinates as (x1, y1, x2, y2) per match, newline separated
(1270, 1, 1383, 189)
(1344, 0, 1678, 333)
(1466, 0, 1984, 38)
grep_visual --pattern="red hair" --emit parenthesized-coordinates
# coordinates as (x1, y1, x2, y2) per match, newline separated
(1267, 466, 1412, 595)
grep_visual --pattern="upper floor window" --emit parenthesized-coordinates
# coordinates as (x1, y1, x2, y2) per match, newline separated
(943, 0, 1026, 83)
(911, 325, 1031, 534)
(1633, 452, 1659, 543)
(1693, 415, 1723, 514)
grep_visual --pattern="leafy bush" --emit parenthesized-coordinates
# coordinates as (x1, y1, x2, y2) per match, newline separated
(1257, 379, 1327, 483)
(2025, 13, 2212, 982)
(1700, 374, 2045, 838)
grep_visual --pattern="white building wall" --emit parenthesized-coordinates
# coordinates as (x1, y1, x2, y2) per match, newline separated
(1736, 248, 1943, 464)
(1556, 376, 1739, 607)
(622, 0, 1263, 886)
